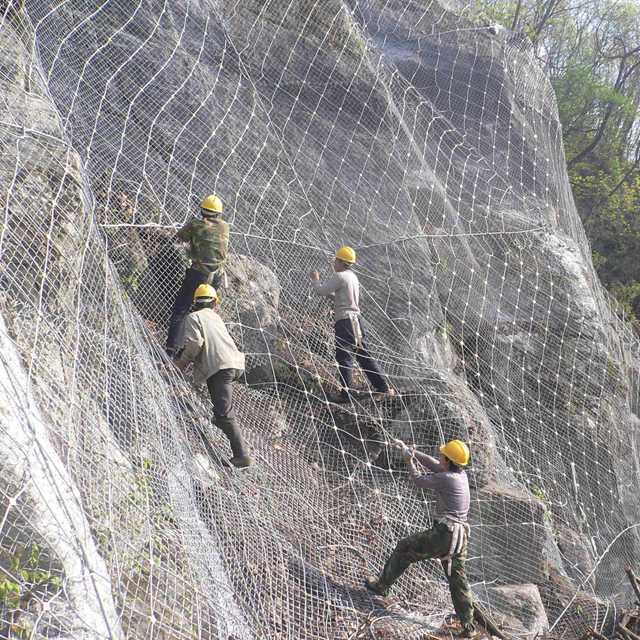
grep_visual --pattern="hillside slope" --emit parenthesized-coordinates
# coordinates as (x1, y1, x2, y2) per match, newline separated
(1, 1, 639, 638)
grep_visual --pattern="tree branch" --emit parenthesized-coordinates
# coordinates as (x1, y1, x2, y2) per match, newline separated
(608, 140, 640, 196)
(511, 0, 523, 32)
(568, 54, 633, 167)
(532, 0, 563, 44)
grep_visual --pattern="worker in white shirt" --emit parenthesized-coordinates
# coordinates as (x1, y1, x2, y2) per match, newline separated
(175, 284, 252, 468)
(311, 246, 395, 403)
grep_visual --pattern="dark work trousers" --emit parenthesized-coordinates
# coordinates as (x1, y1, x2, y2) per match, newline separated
(206, 368, 246, 459)
(335, 317, 388, 393)
(377, 522, 474, 630)
(206, 367, 238, 419)
(166, 267, 222, 353)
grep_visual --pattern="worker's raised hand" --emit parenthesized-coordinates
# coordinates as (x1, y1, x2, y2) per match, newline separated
(310, 271, 320, 282)
(391, 438, 414, 459)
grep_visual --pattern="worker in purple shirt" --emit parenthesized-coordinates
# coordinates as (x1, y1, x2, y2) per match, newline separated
(365, 439, 476, 638)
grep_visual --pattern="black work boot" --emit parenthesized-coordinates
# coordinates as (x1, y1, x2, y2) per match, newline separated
(457, 625, 479, 638)
(216, 417, 253, 468)
(364, 576, 388, 596)
(327, 388, 351, 404)
(372, 388, 397, 401)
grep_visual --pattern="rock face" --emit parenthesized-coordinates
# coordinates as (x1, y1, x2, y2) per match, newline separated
(476, 583, 549, 639)
(0, 1, 639, 639)
(0, 315, 123, 639)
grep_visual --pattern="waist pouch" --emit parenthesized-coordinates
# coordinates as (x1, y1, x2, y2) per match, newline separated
(346, 312, 363, 349)
(436, 518, 470, 576)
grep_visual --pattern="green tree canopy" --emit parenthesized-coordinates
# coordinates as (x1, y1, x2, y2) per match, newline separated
(475, 0, 640, 319)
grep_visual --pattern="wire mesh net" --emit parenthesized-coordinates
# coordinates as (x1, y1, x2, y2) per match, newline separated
(1, 0, 639, 638)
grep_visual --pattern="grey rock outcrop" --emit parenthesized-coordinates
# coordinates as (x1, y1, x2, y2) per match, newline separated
(1, 0, 639, 638)
(475, 583, 549, 638)
(223, 253, 283, 381)
(470, 483, 560, 586)
(0, 316, 123, 639)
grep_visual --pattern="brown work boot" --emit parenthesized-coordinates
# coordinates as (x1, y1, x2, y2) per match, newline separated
(364, 576, 388, 596)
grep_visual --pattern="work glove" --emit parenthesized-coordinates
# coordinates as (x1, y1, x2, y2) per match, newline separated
(391, 438, 414, 458)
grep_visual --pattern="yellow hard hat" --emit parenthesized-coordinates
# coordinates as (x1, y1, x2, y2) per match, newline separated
(439, 440, 470, 467)
(193, 284, 218, 303)
(335, 245, 356, 264)
(200, 194, 223, 214)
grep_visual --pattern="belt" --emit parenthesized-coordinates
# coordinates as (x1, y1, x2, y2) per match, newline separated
(192, 262, 227, 287)
(193, 261, 222, 273)
(437, 517, 470, 576)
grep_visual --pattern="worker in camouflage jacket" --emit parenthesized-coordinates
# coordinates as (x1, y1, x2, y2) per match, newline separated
(166, 194, 230, 356)
(365, 439, 476, 638)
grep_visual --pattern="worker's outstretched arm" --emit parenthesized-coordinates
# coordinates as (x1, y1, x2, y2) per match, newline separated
(176, 220, 193, 242)
(405, 454, 444, 490)
(410, 468, 444, 490)
(174, 315, 204, 370)
(392, 439, 443, 488)
(310, 273, 340, 297)
(412, 450, 445, 472)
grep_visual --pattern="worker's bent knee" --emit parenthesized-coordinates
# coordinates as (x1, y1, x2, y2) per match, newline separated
(336, 348, 352, 362)
(394, 538, 410, 553)
(394, 537, 420, 557)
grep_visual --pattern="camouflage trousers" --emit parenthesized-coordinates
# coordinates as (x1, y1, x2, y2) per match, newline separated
(378, 521, 474, 629)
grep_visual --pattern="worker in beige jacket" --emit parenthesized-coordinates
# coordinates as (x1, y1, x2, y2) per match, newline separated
(175, 284, 252, 468)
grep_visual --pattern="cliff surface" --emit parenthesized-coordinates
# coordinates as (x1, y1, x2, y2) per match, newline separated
(1, 1, 639, 638)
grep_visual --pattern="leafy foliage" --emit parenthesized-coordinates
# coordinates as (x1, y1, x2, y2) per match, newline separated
(0, 543, 63, 609)
(479, 0, 640, 321)
(0, 542, 62, 640)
